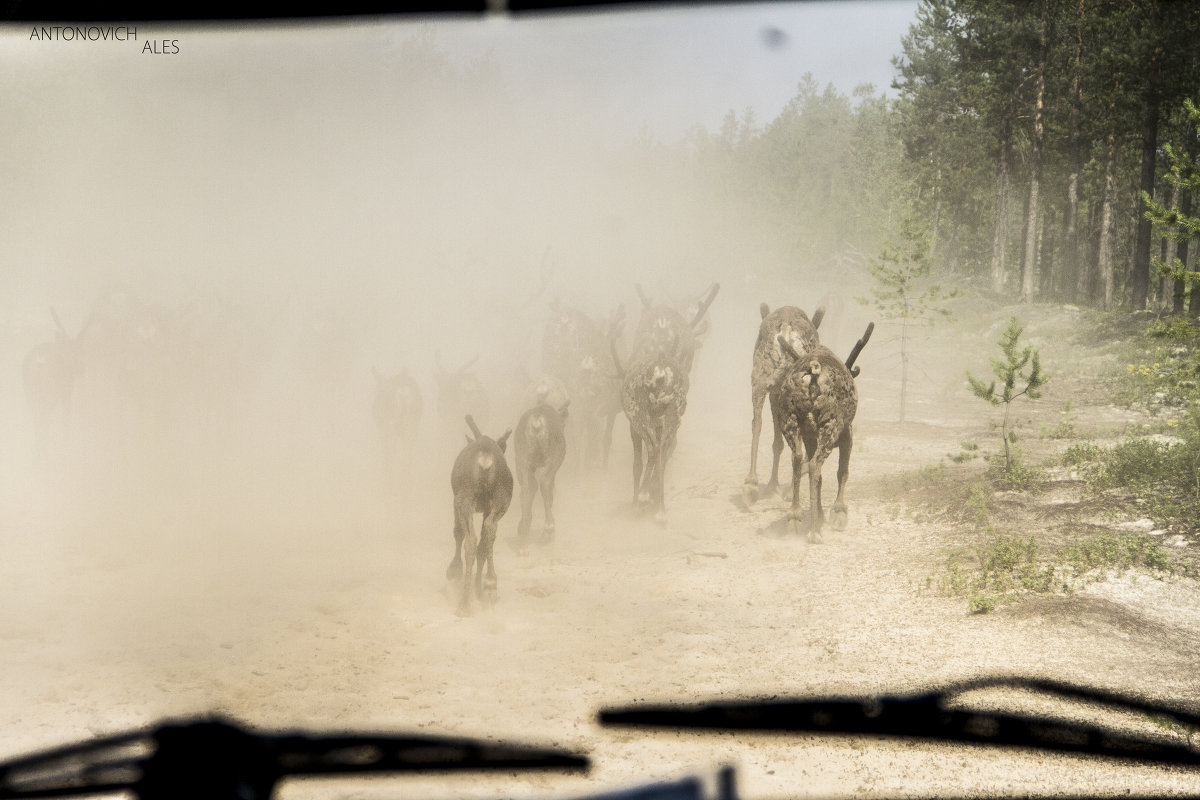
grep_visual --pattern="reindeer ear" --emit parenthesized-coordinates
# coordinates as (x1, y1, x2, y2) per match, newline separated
(760, 303, 770, 319)
(497, 428, 512, 452)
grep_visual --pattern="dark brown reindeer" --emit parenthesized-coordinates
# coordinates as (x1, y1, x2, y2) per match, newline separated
(22, 308, 89, 456)
(612, 324, 689, 524)
(434, 351, 489, 445)
(513, 393, 569, 553)
(447, 415, 513, 616)
(774, 321, 873, 542)
(371, 366, 422, 474)
(744, 303, 825, 505)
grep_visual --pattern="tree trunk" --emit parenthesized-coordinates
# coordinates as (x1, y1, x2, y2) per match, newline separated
(1020, 0, 1049, 304)
(1098, 130, 1118, 310)
(1063, 0, 1085, 302)
(1161, 181, 1179, 311)
(991, 122, 1012, 295)
(1040, 205, 1056, 298)
(1130, 4, 1162, 311)
(1177, 190, 1192, 314)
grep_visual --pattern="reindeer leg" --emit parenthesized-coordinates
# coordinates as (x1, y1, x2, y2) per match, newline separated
(457, 508, 478, 617)
(480, 510, 499, 605)
(766, 392, 787, 496)
(654, 429, 674, 525)
(808, 447, 827, 545)
(786, 439, 805, 538)
(447, 497, 468, 580)
(630, 428, 645, 508)
(745, 381, 766, 504)
(516, 464, 536, 555)
(540, 469, 557, 541)
(830, 427, 852, 531)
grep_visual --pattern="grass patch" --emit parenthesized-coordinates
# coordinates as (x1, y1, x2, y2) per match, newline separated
(934, 529, 1176, 613)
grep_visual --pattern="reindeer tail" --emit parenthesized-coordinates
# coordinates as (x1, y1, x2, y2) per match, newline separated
(845, 322, 874, 374)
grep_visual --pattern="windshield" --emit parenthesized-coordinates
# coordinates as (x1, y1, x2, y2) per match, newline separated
(3, 2, 1200, 798)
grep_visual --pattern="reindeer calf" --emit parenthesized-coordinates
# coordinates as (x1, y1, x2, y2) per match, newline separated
(514, 400, 568, 553)
(447, 415, 513, 616)
(775, 322, 873, 542)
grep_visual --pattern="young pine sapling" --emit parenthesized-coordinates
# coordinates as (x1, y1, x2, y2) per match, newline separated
(967, 317, 1048, 480)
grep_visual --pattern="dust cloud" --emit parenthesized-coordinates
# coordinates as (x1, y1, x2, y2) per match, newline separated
(0, 18, 852, 673)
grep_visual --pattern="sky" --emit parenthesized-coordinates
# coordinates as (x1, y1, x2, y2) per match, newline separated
(0, 0, 922, 335)
(3, 1, 920, 139)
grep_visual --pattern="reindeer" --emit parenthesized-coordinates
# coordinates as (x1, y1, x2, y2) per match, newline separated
(774, 322, 874, 542)
(744, 303, 825, 505)
(447, 415, 513, 616)
(630, 283, 719, 375)
(573, 305, 625, 469)
(540, 302, 623, 471)
(372, 366, 423, 474)
(22, 309, 88, 456)
(514, 396, 569, 553)
(434, 351, 489, 444)
(611, 325, 689, 524)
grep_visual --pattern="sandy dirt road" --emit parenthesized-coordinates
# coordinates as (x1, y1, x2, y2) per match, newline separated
(3, 301, 1200, 799)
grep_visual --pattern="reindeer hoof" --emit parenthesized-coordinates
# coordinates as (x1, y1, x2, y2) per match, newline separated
(764, 481, 779, 498)
(455, 601, 473, 617)
(743, 481, 759, 505)
(481, 582, 498, 605)
(445, 559, 463, 581)
(515, 536, 530, 556)
(541, 523, 555, 542)
(653, 510, 667, 526)
(637, 491, 650, 506)
(831, 507, 848, 531)
(787, 516, 803, 538)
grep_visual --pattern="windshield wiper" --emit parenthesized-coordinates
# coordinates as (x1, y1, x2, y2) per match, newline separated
(600, 676, 1200, 769)
(0, 716, 588, 800)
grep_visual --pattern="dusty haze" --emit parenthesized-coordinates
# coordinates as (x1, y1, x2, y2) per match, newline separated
(6, 6, 1200, 800)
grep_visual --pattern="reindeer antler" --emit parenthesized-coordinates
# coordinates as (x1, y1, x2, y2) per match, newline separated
(635, 285, 652, 309)
(689, 283, 720, 330)
(465, 415, 483, 441)
(760, 303, 770, 320)
(609, 324, 627, 379)
(811, 306, 826, 331)
(845, 322, 874, 375)
(50, 308, 67, 338)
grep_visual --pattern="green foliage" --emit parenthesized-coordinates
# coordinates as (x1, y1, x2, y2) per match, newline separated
(863, 214, 958, 422)
(968, 317, 1049, 479)
(1145, 99, 1200, 289)
(864, 215, 957, 322)
(1040, 401, 1077, 440)
(1079, 405, 1200, 532)
(935, 528, 1176, 613)
(1061, 441, 1102, 466)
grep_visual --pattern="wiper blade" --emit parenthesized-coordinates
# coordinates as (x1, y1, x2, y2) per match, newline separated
(599, 676, 1200, 768)
(0, 716, 588, 800)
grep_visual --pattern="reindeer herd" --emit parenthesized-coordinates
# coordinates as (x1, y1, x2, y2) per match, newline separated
(18, 281, 873, 618)
(378, 284, 875, 616)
